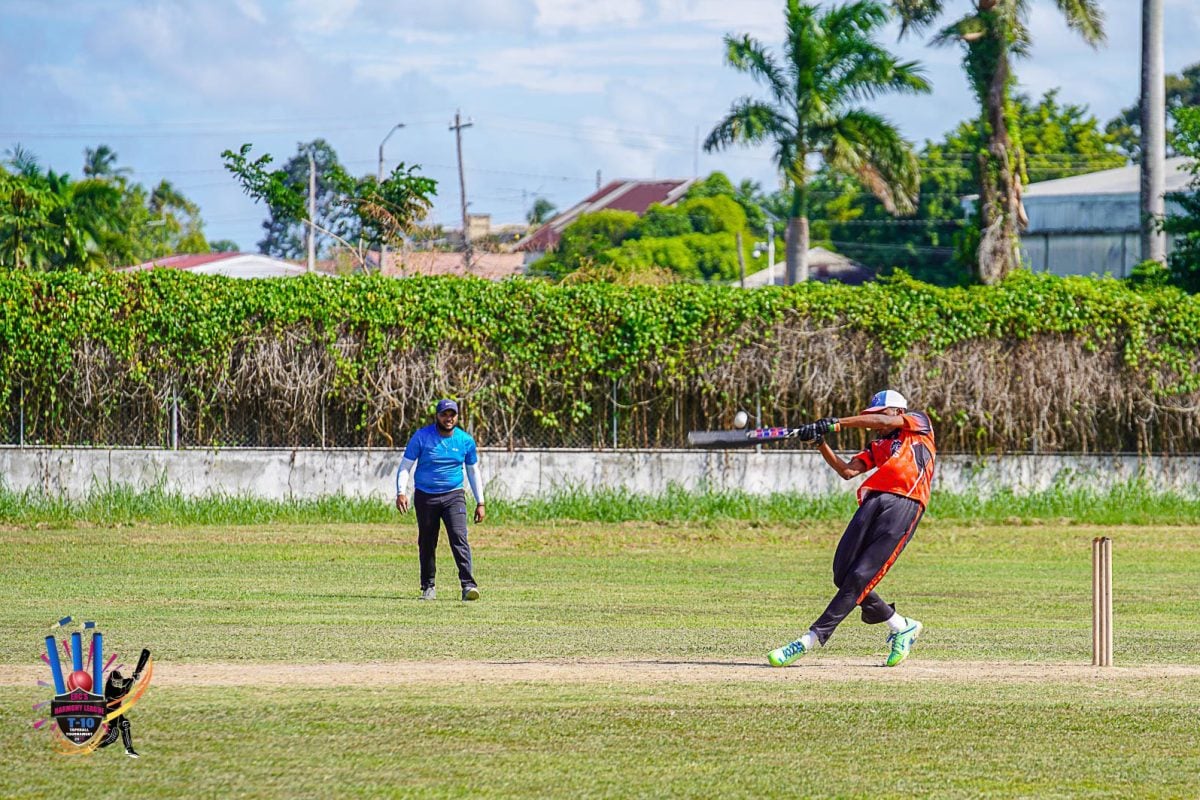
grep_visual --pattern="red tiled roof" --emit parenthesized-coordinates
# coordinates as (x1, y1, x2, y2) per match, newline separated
(121, 252, 243, 271)
(514, 178, 695, 252)
(603, 182, 691, 213)
(381, 251, 526, 280)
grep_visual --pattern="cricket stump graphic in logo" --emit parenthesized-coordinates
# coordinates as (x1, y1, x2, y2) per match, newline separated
(33, 616, 153, 756)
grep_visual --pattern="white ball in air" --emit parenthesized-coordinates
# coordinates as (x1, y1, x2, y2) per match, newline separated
(733, 410, 749, 429)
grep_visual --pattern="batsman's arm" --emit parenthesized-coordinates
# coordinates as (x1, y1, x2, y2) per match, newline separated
(818, 440, 870, 480)
(831, 413, 906, 432)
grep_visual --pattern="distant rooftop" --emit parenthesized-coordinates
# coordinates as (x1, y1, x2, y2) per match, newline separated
(514, 178, 695, 252)
(119, 252, 336, 278)
(737, 247, 873, 287)
(1024, 157, 1191, 197)
(381, 251, 525, 281)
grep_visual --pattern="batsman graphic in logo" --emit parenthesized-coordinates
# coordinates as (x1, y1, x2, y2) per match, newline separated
(33, 616, 153, 757)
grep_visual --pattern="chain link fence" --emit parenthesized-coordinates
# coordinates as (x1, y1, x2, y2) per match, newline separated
(0, 382, 829, 451)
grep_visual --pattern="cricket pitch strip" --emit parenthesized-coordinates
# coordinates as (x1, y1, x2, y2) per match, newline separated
(6, 659, 1200, 688)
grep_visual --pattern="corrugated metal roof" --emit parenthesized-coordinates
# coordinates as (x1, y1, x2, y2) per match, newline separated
(120, 252, 331, 277)
(1024, 157, 1191, 197)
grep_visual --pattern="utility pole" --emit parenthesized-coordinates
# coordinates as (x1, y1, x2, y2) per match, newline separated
(596, 169, 601, 191)
(378, 122, 405, 273)
(1140, 0, 1166, 264)
(766, 220, 775, 287)
(307, 151, 316, 273)
(450, 110, 474, 271)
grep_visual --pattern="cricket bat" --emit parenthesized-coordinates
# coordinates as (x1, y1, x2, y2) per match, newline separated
(132, 649, 151, 679)
(687, 427, 810, 448)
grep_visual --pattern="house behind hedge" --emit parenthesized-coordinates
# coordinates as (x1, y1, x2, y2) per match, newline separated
(1020, 157, 1190, 278)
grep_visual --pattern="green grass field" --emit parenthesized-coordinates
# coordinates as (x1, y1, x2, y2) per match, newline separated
(3, 518, 1199, 798)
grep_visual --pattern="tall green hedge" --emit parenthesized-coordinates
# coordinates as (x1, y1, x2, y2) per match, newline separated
(1, 269, 1197, 452)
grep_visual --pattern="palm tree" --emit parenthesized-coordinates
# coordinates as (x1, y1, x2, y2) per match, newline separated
(0, 156, 123, 270)
(83, 144, 131, 180)
(705, 0, 930, 283)
(42, 171, 123, 269)
(5, 144, 41, 178)
(526, 197, 557, 227)
(893, 0, 1104, 282)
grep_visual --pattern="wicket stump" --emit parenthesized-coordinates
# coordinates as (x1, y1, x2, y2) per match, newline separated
(1091, 537, 1113, 667)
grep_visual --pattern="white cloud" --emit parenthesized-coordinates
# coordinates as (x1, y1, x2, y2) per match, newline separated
(349, 0, 537, 34)
(386, 29, 457, 46)
(289, 0, 361, 33)
(651, 0, 781, 36)
(35, 64, 150, 118)
(77, 2, 335, 107)
(234, 0, 267, 24)
(534, 0, 645, 31)
(462, 31, 718, 93)
(353, 52, 464, 85)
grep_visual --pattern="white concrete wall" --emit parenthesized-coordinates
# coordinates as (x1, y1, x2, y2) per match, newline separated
(1, 447, 1197, 501)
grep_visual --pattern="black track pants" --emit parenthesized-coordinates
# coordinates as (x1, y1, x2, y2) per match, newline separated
(97, 716, 133, 751)
(414, 488, 476, 590)
(810, 492, 924, 645)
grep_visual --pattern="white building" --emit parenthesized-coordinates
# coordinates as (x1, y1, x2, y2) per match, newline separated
(120, 252, 335, 278)
(1020, 158, 1191, 277)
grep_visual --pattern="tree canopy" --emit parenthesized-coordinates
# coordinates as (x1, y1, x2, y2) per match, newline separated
(806, 88, 1125, 286)
(531, 181, 759, 283)
(222, 140, 437, 268)
(1163, 106, 1200, 291)
(0, 144, 215, 270)
(894, 0, 1105, 283)
(1106, 61, 1200, 159)
(705, 0, 930, 283)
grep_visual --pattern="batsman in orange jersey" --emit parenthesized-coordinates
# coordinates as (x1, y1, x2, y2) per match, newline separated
(768, 389, 936, 668)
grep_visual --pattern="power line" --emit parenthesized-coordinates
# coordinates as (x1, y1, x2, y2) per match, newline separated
(829, 239, 956, 254)
(819, 218, 968, 226)
(0, 114, 449, 136)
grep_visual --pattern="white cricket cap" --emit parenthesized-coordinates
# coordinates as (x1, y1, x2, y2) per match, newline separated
(862, 389, 908, 413)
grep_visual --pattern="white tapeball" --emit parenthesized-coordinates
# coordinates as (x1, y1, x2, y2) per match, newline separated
(733, 410, 749, 429)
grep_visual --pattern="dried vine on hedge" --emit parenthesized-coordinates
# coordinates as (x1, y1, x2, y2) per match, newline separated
(1, 269, 1197, 453)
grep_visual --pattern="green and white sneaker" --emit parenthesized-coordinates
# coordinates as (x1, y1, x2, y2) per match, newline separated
(767, 638, 809, 667)
(885, 618, 923, 667)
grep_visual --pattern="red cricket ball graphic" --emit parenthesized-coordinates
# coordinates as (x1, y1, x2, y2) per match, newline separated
(66, 669, 93, 692)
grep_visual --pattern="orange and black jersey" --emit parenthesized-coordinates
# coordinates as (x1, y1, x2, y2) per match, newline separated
(852, 412, 936, 508)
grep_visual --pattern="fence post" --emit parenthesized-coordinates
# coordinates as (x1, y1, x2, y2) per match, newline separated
(320, 399, 326, 449)
(611, 378, 618, 450)
(755, 390, 762, 455)
(170, 386, 179, 450)
(18, 383, 25, 448)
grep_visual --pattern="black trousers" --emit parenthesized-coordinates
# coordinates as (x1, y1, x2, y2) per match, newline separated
(414, 488, 476, 590)
(810, 492, 924, 645)
(98, 715, 133, 750)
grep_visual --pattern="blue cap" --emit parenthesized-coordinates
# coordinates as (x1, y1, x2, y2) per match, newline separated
(862, 389, 908, 413)
(436, 398, 459, 414)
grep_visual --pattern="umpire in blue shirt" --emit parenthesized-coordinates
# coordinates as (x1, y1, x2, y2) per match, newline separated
(395, 398, 485, 601)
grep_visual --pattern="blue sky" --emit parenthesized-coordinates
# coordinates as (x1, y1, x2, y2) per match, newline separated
(3, 0, 1198, 251)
